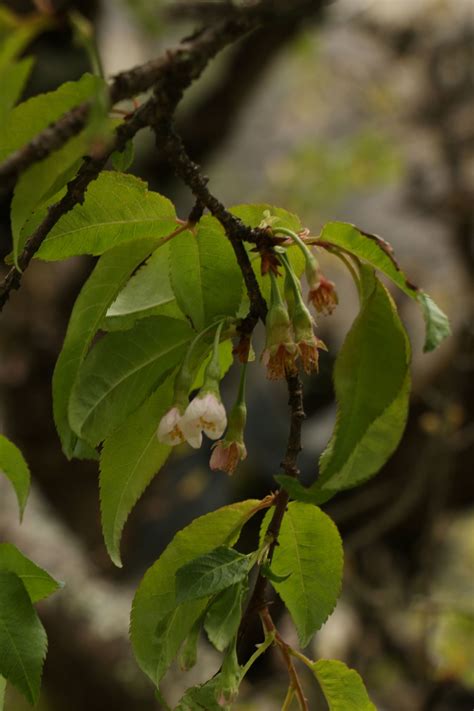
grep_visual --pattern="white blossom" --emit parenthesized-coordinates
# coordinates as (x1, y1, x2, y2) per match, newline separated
(180, 392, 227, 441)
(157, 406, 202, 449)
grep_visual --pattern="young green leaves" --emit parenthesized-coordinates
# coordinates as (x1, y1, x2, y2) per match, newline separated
(130, 500, 263, 685)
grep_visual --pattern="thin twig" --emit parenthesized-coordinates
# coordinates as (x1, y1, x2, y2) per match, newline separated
(153, 121, 268, 321)
(260, 609, 309, 711)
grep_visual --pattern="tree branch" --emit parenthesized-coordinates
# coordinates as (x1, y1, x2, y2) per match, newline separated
(0, 98, 154, 311)
(153, 120, 269, 321)
(0, 1, 314, 317)
(238, 370, 305, 639)
(0, 0, 327, 191)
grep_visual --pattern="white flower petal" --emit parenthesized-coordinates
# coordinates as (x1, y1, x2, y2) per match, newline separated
(181, 422, 203, 449)
(157, 406, 185, 446)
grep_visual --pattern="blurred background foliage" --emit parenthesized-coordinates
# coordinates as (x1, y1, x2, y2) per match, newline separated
(0, 1, 472, 709)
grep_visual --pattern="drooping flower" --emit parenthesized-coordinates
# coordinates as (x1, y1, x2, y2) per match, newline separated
(157, 319, 229, 449)
(180, 319, 228, 441)
(292, 298, 327, 374)
(261, 272, 298, 380)
(157, 405, 184, 446)
(210, 372, 247, 475)
(180, 391, 227, 441)
(308, 272, 338, 315)
(297, 334, 327, 374)
(279, 248, 327, 375)
(157, 405, 203, 448)
(210, 439, 247, 475)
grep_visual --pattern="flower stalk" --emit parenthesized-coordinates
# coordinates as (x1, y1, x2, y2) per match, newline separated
(275, 225, 338, 315)
(280, 250, 327, 374)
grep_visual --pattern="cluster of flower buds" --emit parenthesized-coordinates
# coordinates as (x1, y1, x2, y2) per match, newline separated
(261, 251, 327, 380)
(157, 321, 247, 475)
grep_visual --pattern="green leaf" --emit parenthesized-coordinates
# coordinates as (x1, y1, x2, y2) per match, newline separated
(169, 216, 243, 331)
(417, 291, 451, 353)
(0, 72, 103, 162)
(192, 340, 234, 390)
(310, 659, 376, 710)
(175, 676, 231, 711)
(261, 562, 291, 584)
(0, 572, 47, 705)
(0, 435, 30, 519)
(0, 58, 34, 128)
(317, 268, 410, 497)
(175, 647, 241, 711)
(53, 237, 164, 458)
(100, 379, 174, 567)
(111, 139, 135, 172)
(0, 675, 5, 711)
(175, 546, 250, 604)
(36, 172, 177, 260)
(261, 502, 343, 647)
(130, 499, 261, 685)
(279, 267, 411, 503)
(103, 242, 184, 331)
(318, 221, 450, 350)
(11, 129, 91, 268)
(69, 316, 193, 445)
(178, 617, 201, 672)
(204, 582, 248, 652)
(0, 544, 61, 603)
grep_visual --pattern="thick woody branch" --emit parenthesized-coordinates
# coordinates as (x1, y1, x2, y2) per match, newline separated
(0, 0, 327, 190)
(0, 1, 279, 311)
(0, 0, 328, 310)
